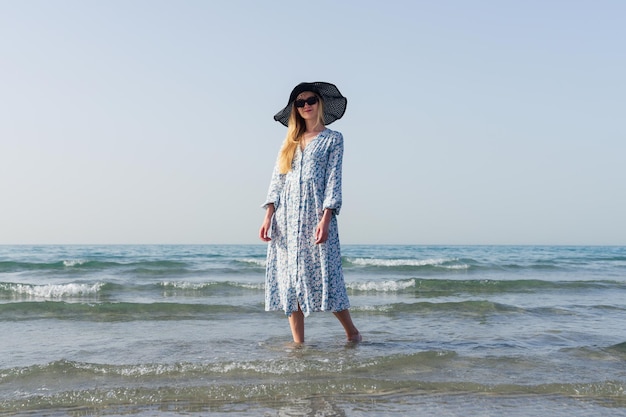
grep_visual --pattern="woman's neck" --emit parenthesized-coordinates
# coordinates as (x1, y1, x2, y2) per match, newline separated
(305, 121, 325, 134)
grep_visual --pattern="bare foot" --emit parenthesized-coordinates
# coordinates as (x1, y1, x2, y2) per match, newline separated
(347, 332, 362, 343)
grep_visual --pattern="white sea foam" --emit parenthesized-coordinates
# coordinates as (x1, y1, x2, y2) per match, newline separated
(240, 258, 267, 267)
(348, 258, 448, 267)
(160, 281, 264, 290)
(70, 361, 193, 377)
(160, 281, 210, 290)
(354, 304, 393, 312)
(63, 260, 87, 267)
(3, 282, 104, 298)
(348, 257, 469, 270)
(444, 264, 470, 270)
(346, 280, 415, 292)
(239, 282, 265, 290)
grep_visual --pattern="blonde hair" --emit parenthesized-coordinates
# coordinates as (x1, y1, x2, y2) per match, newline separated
(278, 96, 324, 174)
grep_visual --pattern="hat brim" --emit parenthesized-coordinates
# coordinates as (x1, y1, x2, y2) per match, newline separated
(273, 82, 347, 127)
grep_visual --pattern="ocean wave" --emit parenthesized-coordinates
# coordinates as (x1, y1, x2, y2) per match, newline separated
(0, 260, 66, 273)
(0, 282, 105, 299)
(62, 259, 88, 267)
(345, 257, 468, 270)
(235, 258, 267, 268)
(2, 379, 623, 417)
(159, 281, 264, 292)
(0, 259, 191, 273)
(0, 301, 260, 322)
(352, 300, 522, 315)
(346, 279, 416, 292)
(2, 357, 625, 403)
(346, 278, 625, 296)
(4, 295, 622, 323)
(354, 300, 626, 316)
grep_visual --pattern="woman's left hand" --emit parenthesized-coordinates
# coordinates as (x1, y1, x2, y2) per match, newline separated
(315, 210, 332, 244)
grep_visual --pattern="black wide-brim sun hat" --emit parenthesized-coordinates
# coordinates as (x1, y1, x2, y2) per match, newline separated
(273, 81, 347, 127)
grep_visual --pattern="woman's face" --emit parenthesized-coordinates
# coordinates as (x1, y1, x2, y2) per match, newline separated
(295, 91, 320, 122)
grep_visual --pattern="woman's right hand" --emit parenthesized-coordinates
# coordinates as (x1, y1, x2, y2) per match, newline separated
(259, 204, 275, 242)
(259, 219, 272, 242)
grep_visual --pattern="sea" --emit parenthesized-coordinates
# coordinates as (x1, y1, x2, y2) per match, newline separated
(1, 244, 625, 416)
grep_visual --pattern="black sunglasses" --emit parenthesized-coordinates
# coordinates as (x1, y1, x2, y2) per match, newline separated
(294, 96, 319, 108)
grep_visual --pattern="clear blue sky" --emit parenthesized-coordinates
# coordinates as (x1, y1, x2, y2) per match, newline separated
(1, 0, 624, 245)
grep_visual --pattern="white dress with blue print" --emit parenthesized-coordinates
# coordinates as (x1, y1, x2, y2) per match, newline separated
(262, 128, 350, 317)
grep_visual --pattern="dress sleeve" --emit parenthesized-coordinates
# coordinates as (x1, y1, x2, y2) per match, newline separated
(262, 152, 285, 210)
(322, 132, 343, 215)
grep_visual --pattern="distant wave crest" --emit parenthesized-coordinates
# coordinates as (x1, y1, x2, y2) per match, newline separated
(63, 260, 88, 267)
(346, 257, 469, 270)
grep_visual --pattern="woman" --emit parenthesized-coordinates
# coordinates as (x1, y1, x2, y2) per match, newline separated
(259, 82, 361, 344)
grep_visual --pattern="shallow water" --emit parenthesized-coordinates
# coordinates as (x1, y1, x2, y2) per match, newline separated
(1, 245, 626, 416)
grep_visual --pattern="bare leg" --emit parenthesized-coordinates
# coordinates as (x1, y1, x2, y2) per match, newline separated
(288, 307, 305, 344)
(333, 309, 362, 342)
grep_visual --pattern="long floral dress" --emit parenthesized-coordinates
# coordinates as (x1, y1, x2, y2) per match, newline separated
(262, 128, 351, 317)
